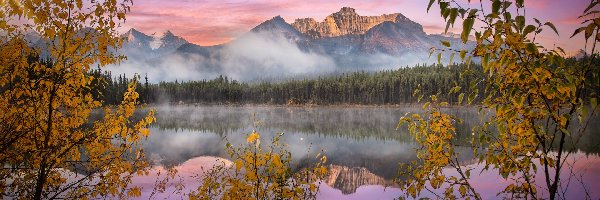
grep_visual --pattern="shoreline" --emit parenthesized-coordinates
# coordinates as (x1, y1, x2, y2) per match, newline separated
(141, 102, 477, 109)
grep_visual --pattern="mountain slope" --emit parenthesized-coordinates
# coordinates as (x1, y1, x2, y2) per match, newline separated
(361, 21, 431, 54)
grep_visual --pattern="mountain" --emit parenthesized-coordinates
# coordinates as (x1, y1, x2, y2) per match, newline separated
(251, 16, 308, 42)
(113, 7, 474, 82)
(124, 28, 153, 49)
(299, 8, 472, 68)
(291, 7, 404, 38)
(149, 30, 188, 51)
(361, 21, 429, 54)
(121, 28, 188, 59)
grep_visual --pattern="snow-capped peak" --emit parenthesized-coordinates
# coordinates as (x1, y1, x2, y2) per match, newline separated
(124, 28, 152, 43)
(147, 30, 187, 50)
(148, 30, 167, 50)
(149, 38, 163, 50)
(127, 29, 138, 41)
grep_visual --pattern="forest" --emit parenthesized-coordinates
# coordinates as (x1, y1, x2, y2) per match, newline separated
(94, 63, 483, 105)
(94, 58, 597, 106)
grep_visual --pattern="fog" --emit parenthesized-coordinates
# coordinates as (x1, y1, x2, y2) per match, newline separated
(138, 105, 491, 177)
(138, 104, 600, 180)
(141, 105, 423, 178)
(107, 31, 338, 82)
(105, 30, 441, 82)
(220, 32, 337, 80)
(334, 51, 430, 71)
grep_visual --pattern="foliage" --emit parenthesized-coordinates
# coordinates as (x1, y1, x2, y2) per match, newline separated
(398, 0, 600, 199)
(0, 0, 156, 199)
(398, 96, 479, 199)
(189, 131, 328, 200)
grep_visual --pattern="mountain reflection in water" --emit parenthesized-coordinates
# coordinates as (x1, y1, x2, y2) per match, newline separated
(133, 105, 600, 199)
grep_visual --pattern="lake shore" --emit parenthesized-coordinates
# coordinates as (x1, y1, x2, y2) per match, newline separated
(142, 102, 475, 109)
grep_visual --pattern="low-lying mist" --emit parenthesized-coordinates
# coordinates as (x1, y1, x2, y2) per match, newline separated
(106, 31, 334, 82)
(105, 31, 438, 83)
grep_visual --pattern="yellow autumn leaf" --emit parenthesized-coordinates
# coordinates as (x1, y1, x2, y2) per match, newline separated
(235, 159, 243, 171)
(459, 185, 467, 196)
(247, 131, 260, 143)
(140, 128, 150, 137)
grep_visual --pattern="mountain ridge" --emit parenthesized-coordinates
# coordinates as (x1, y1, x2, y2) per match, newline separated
(121, 7, 467, 56)
(291, 7, 410, 39)
(112, 7, 475, 82)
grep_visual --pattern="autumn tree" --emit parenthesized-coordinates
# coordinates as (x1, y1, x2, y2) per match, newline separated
(0, 0, 155, 199)
(398, 0, 599, 199)
(189, 131, 328, 200)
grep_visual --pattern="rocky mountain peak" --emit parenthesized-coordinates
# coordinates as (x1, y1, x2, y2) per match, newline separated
(126, 28, 137, 34)
(337, 7, 357, 15)
(252, 16, 290, 32)
(149, 30, 187, 50)
(271, 15, 286, 22)
(121, 28, 188, 59)
(150, 30, 178, 40)
(248, 15, 307, 41)
(125, 28, 152, 42)
(126, 28, 139, 34)
(161, 30, 174, 37)
(290, 7, 409, 38)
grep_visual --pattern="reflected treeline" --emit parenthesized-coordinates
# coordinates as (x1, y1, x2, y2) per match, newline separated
(139, 106, 483, 177)
(129, 105, 600, 169)
(555, 113, 600, 156)
(132, 105, 600, 195)
(146, 105, 484, 142)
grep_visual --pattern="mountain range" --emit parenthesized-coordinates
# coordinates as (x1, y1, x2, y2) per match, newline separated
(122, 29, 188, 60)
(113, 7, 474, 82)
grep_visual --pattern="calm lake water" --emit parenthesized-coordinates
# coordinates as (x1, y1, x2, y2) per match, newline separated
(132, 105, 600, 199)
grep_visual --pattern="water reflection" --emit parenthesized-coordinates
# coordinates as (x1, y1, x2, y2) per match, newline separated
(137, 105, 600, 199)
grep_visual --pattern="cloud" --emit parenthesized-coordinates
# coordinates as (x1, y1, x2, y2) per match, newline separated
(217, 32, 337, 80)
(107, 31, 337, 82)
(106, 28, 453, 82)
(106, 54, 218, 82)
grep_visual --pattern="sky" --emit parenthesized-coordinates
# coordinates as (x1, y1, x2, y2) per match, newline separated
(121, 0, 593, 53)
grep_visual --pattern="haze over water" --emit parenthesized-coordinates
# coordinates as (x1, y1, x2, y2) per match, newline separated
(132, 105, 600, 199)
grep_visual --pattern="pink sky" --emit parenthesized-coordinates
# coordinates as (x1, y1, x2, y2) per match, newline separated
(121, 0, 591, 53)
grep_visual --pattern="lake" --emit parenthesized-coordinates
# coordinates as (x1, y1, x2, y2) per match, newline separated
(132, 105, 600, 199)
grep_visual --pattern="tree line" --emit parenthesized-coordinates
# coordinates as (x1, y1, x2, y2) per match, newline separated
(93, 58, 598, 106)
(92, 63, 487, 105)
